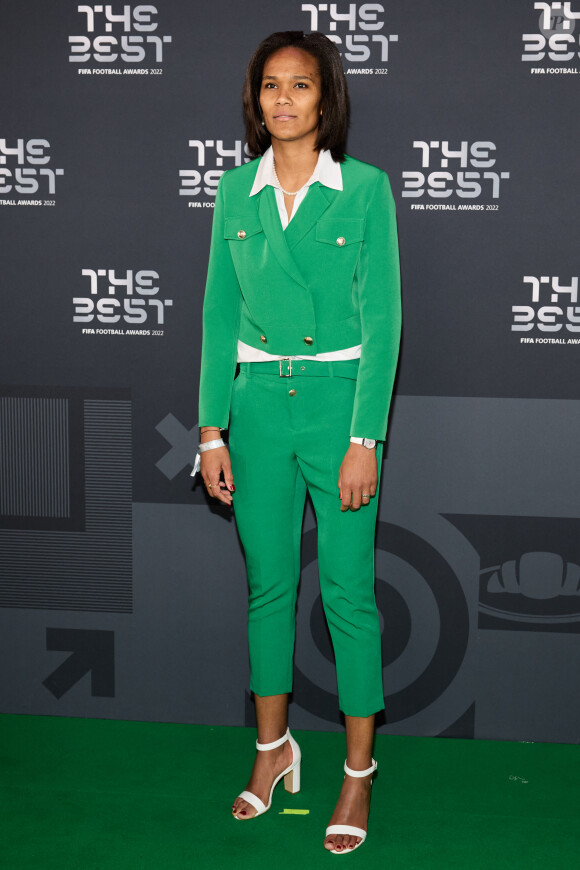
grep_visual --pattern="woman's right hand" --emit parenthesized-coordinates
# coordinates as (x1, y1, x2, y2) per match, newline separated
(200, 443, 235, 506)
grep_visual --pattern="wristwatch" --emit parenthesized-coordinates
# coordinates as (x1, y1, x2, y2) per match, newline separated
(350, 437, 377, 449)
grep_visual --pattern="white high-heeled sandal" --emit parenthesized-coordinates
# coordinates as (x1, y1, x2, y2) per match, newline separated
(234, 727, 301, 819)
(325, 758, 378, 854)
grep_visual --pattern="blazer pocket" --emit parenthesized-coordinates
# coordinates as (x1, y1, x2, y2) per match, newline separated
(224, 216, 264, 241)
(315, 218, 365, 247)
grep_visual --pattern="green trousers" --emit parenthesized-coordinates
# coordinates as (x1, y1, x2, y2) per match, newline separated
(228, 359, 385, 718)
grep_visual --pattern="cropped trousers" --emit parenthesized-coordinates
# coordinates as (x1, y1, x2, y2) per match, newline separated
(228, 358, 384, 718)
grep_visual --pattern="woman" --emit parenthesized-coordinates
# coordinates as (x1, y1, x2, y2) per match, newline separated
(197, 31, 401, 853)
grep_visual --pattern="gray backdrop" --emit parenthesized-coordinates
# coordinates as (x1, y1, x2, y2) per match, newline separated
(1, 0, 579, 742)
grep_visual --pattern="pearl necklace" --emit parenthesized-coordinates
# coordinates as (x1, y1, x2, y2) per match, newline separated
(272, 159, 307, 197)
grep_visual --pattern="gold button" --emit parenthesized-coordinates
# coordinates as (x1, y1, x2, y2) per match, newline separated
(336, 236, 346, 246)
(260, 334, 267, 343)
(289, 389, 297, 397)
(237, 230, 246, 240)
(304, 336, 313, 346)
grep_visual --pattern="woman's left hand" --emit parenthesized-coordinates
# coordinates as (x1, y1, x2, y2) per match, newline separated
(338, 443, 378, 511)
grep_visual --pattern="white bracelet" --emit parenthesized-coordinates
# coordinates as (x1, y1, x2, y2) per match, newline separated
(198, 438, 225, 452)
(190, 438, 226, 479)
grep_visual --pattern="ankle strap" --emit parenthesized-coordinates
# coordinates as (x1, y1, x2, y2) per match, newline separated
(344, 758, 377, 778)
(256, 727, 290, 751)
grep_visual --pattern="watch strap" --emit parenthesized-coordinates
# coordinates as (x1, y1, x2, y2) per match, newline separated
(350, 437, 377, 448)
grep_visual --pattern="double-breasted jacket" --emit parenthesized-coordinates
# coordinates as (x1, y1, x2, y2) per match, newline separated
(198, 154, 401, 441)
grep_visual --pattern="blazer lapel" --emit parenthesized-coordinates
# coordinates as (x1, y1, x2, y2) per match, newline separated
(257, 186, 308, 289)
(284, 182, 336, 251)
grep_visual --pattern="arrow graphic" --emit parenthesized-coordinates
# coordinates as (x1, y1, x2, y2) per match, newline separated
(43, 628, 115, 699)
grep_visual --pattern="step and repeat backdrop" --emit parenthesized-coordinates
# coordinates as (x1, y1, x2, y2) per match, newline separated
(1, 1, 579, 742)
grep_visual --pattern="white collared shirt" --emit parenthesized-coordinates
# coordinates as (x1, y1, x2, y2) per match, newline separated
(237, 147, 361, 363)
(249, 145, 342, 228)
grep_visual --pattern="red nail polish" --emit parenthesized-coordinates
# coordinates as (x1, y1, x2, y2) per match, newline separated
(229, 485, 235, 491)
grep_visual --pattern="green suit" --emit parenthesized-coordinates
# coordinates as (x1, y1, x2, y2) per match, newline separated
(198, 154, 401, 716)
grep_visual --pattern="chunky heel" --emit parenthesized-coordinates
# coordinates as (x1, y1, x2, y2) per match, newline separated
(284, 759, 301, 793)
(235, 728, 302, 819)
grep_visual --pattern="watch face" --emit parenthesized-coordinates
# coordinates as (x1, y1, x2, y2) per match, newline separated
(363, 439, 377, 449)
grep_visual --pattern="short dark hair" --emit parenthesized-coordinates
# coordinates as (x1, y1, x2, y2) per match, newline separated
(242, 31, 350, 163)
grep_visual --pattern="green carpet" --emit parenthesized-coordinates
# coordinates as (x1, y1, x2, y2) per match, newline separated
(0, 715, 577, 869)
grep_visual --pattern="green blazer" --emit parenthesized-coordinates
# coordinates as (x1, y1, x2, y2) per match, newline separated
(198, 154, 401, 441)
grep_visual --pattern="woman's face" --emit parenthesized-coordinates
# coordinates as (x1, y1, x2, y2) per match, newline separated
(259, 47, 322, 147)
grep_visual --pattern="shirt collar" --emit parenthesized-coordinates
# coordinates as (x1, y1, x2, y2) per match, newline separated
(249, 146, 343, 196)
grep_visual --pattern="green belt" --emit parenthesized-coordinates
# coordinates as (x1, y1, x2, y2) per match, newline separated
(239, 359, 360, 380)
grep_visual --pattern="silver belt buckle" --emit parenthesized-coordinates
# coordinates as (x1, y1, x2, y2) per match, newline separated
(279, 358, 292, 377)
